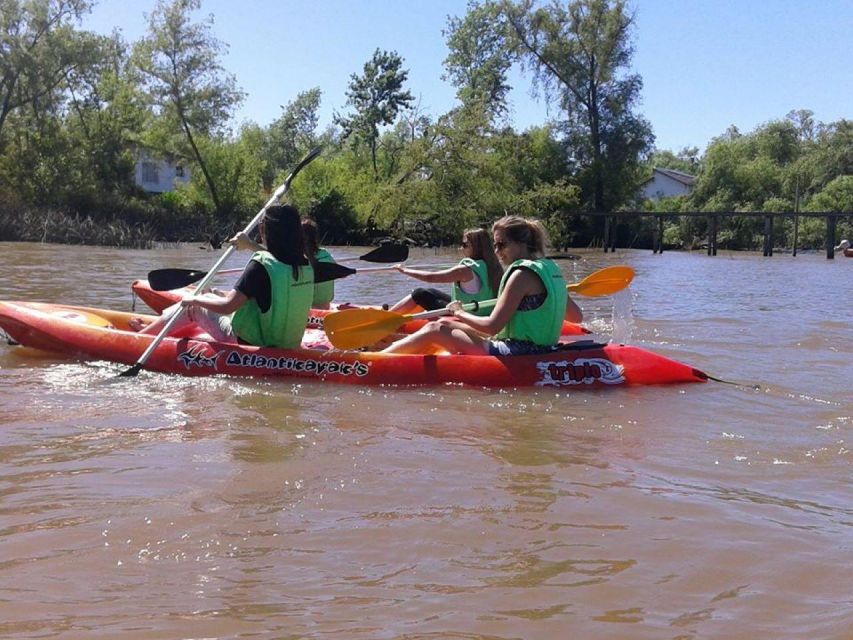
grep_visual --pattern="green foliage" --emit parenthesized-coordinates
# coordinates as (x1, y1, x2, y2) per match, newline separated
(503, 0, 654, 212)
(334, 49, 414, 178)
(804, 175, 853, 212)
(133, 0, 245, 218)
(443, 1, 513, 121)
(0, 0, 849, 254)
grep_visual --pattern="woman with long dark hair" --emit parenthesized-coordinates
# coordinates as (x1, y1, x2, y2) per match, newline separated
(135, 205, 315, 349)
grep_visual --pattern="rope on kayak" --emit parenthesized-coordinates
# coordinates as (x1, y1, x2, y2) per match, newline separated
(694, 368, 760, 390)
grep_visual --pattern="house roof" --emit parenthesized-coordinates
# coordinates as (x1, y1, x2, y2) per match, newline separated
(647, 167, 697, 186)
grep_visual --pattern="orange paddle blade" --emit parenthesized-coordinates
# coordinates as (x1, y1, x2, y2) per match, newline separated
(324, 308, 413, 350)
(568, 265, 634, 296)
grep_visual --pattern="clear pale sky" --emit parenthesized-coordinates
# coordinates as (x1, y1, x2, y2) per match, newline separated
(82, 0, 852, 153)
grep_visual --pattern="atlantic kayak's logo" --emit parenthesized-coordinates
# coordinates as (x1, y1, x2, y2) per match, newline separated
(225, 351, 369, 377)
(536, 357, 625, 386)
(178, 344, 223, 370)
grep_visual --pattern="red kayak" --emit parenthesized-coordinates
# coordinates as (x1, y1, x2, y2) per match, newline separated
(130, 278, 590, 337)
(0, 300, 707, 388)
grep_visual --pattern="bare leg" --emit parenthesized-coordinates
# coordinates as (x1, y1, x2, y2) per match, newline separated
(137, 303, 232, 341)
(136, 303, 194, 336)
(381, 320, 489, 355)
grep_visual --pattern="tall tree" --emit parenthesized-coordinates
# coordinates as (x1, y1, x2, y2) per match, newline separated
(133, 0, 244, 218)
(502, 0, 653, 212)
(0, 0, 95, 146)
(263, 87, 321, 188)
(443, 0, 513, 121)
(335, 49, 414, 179)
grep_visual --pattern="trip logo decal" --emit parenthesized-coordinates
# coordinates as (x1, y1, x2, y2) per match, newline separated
(178, 344, 224, 370)
(536, 357, 625, 386)
(306, 313, 325, 329)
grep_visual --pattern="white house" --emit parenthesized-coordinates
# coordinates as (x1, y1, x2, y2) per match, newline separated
(134, 148, 191, 193)
(639, 167, 697, 201)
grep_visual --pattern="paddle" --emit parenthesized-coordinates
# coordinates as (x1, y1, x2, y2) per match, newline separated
(294, 261, 463, 281)
(324, 265, 635, 350)
(146, 243, 409, 291)
(120, 146, 323, 377)
(340, 243, 408, 263)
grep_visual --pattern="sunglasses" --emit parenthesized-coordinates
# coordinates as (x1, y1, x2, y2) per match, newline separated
(461, 241, 469, 248)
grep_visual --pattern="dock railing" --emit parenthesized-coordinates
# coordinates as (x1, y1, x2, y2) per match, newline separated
(588, 211, 853, 259)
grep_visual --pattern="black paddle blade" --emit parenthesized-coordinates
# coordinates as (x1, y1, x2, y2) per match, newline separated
(118, 363, 143, 377)
(314, 262, 356, 283)
(358, 243, 408, 263)
(148, 268, 207, 291)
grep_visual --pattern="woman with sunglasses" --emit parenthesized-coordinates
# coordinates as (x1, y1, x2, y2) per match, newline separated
(133, 205, 316, 349)
(382, 215, 582, 355)
(388, 228, 503, 317)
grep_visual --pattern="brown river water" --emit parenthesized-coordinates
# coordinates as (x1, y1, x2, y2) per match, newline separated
(0, 241, 850, 639)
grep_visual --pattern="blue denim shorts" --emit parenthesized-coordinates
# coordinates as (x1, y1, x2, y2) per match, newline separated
(486, 339, 557, 356)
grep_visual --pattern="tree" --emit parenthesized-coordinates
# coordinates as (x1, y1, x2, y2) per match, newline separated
(0, 0, 97, 145)
(443, 0, 514, 122)
(263, 87, 322, 189)
(502, 0, 654, 212)
(335, 49, 414, 179)
(133, 0, 244, 220)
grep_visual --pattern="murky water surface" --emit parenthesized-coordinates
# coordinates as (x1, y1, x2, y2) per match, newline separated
(0, 242, 850, 638)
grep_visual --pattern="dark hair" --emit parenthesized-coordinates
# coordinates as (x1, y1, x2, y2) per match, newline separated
(463, 228, 503, 294)
(263, 205, 314, 278)
(301, 218, 320, 257)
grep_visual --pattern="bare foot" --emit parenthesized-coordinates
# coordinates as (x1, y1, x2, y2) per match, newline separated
(128, 317, 150, 332)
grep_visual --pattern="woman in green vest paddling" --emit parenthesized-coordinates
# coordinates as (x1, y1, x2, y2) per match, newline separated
(134, 205, 316, 349)
(301, 218, 338, 309)
(389, 229, 503, 317)
(382, 216, 582, 355)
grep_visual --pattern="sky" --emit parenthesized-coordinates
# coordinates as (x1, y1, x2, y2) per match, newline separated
(82, 0, 853, 153)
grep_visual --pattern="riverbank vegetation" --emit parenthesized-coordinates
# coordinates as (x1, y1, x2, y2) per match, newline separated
(1, 0, 850, 250)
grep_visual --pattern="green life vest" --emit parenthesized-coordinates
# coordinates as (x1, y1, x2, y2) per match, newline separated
(495, 258, 567, 345)
(451, 258, 494, 317)
(231, 251, 314, 349)
(312, 248, 335, 305)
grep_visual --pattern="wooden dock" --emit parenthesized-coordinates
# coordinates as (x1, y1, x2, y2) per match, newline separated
(591, 211, 853, 259)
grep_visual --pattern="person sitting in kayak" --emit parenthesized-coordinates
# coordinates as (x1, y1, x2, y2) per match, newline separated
(389, 228, 503, 317)
(133, 205, 315, 349)
(301, 218, 339, 309)
(382, 215, 582, 355)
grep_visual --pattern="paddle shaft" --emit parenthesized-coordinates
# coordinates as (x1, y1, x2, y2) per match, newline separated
(344, 263, 452, 274)
(123, 147, 321, 375)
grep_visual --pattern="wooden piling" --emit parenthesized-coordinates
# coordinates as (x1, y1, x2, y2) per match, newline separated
(707, 214, 718, 256)
(827, 214, 838, 259)
(763, 215, 773, 256)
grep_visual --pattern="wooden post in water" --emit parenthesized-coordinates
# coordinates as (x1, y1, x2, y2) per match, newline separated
(609, 216, 616, 253)
(763, 215, 773, 256)
(793, 179, 800, 257)
(654, 215, 664, 254)
(603, 215, 610, 253)
(707, 214, 718, 256)
(826, 214, 837, 259)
